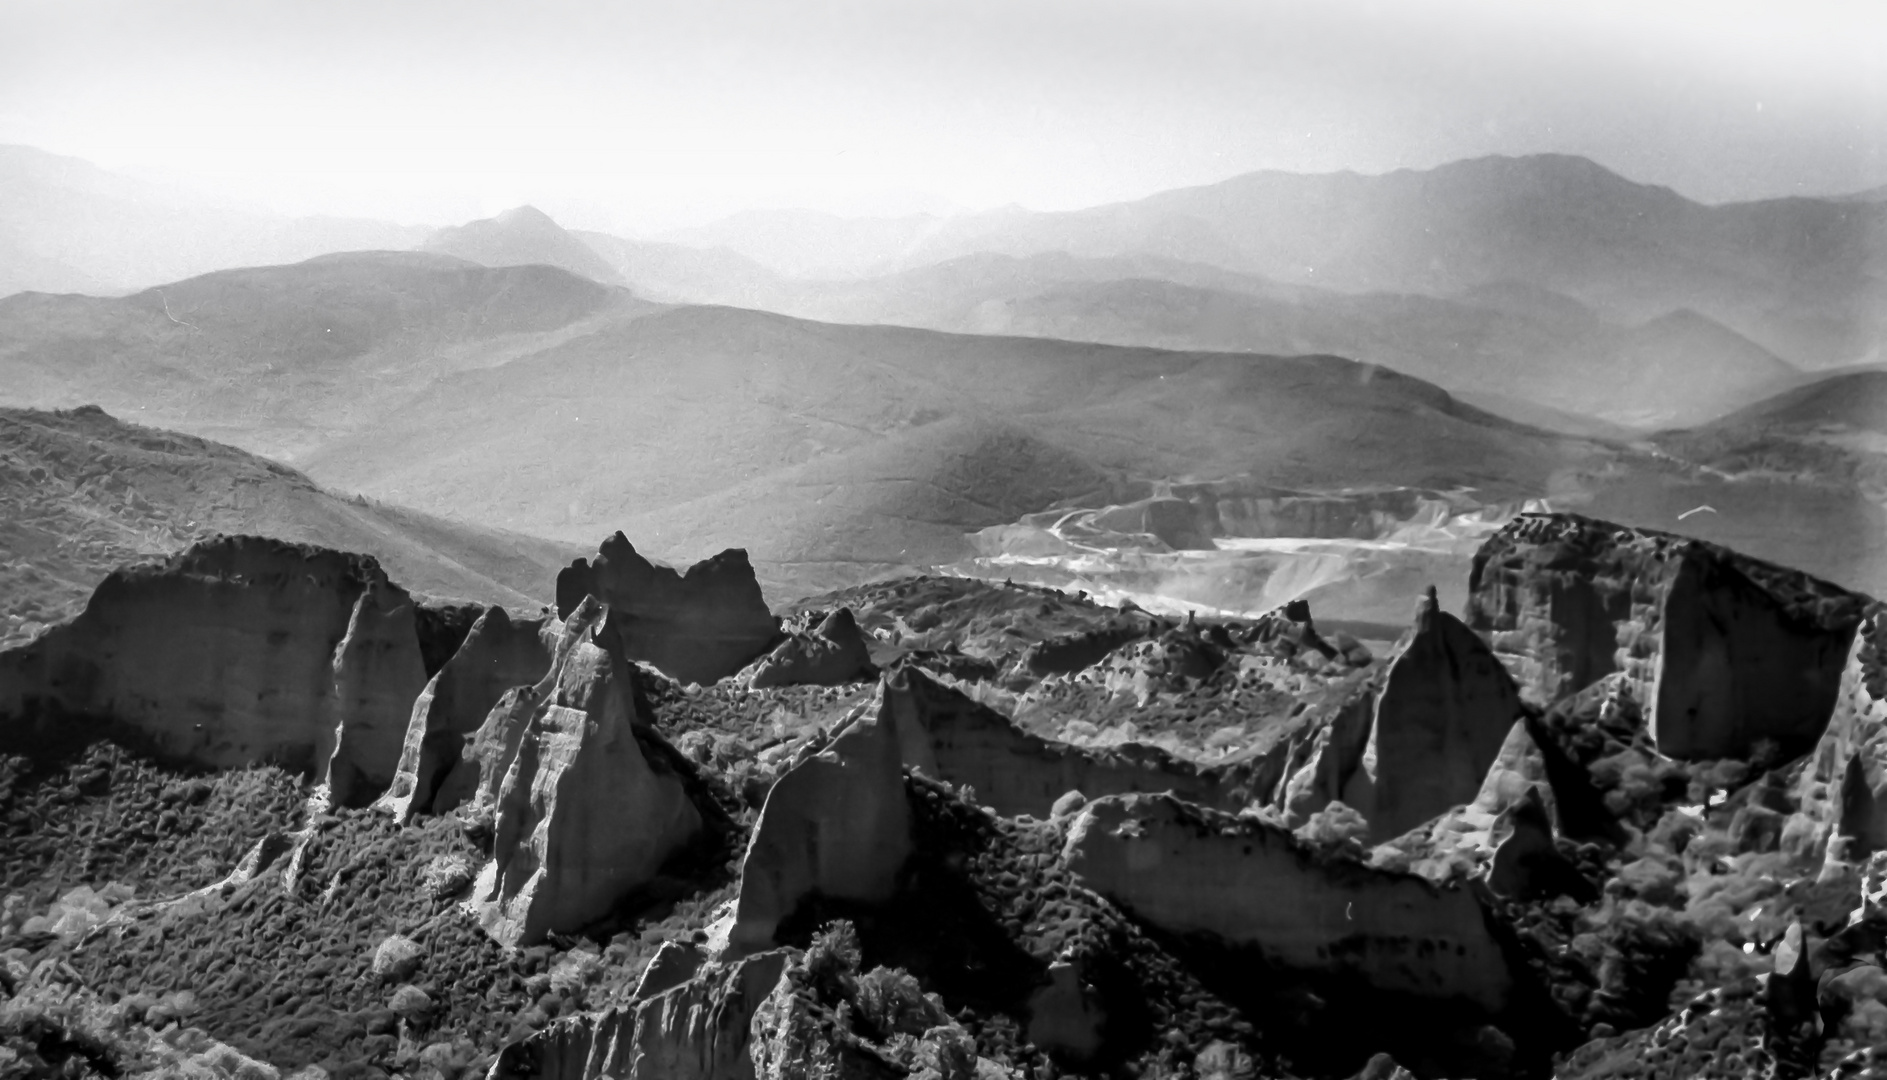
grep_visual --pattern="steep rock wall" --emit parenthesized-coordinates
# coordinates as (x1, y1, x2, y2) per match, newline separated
(1788, 607, 1887, 866)
(883, 665, 1270, 817)
(558, 533, 781, 686)
(472, 634, 704, 947)
(0, 537, 426, 801)
(1467, 513, 1864, 761)
(1344, 590, 1522, 840)
(730, 693, 914, 955)
(490, 950, 794, 1080)
(1061, 793, 1515, 1014)
(431, 600, 604, 815)
(376, 606, 557, 820)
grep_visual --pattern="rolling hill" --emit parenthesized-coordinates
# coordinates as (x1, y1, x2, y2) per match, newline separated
(0, 405, 580, 648)
(753, 253, 1798, 429)
(0, 252, 654, 459)
(420, 206, 627, 286)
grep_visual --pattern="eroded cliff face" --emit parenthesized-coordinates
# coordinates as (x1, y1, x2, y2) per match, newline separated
(558, 533, 781, 686)
(376, 606, 556, 821)
(1467, 513, 1865, 761)
(490, 950, 795, 1080)
(0, 536, 427, 802)
(472, 635, 705, 947)
(882, 664, 1268, 817)
(729, 696, 913, 955)
(1787, 606, 1887, 868)
(1060, 793, 1516, 1014)
(1343, 589, 1522, 841)
(746, 608, 875, 690)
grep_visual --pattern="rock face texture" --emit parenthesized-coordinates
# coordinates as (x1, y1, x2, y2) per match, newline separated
(376, 605, 557, 820)
(730, 697, 914, 955)
(1342, 589, 1522, 840)
(1467, 513, 1865, 761)
(490, 950, 794, 1080)
(0, 536, 427, 803)
(430, 601, 604, 815)
(883, 664, 1266, 817)
(557, 533, 781, 686)
(471, 631, 705, 947)
(1061, 793, 1515, 1014)
(1787, 605, 1887, 866)
(746, 608, 875, 689)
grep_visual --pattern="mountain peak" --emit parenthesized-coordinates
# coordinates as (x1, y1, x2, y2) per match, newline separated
(422, 206, 624, 286)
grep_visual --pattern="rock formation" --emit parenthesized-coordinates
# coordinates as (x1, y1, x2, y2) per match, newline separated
(1785, 605, 1887, 867)
(471, 631, 705, 947)
(0, 536, 427, 804)
(375, 605, 556, 820)
(1341, 588, 1522, 840)
(557, 533, 781, 685)
(430, 600, 606, 815)
(1468, 513, 1865, 760)
(729, 696, 914, 955)
(746, 607, 875, 689)
(1061, 793, 1516, 1014)
(489, 950, 794, 1080)
(882, 664, 1269, 817)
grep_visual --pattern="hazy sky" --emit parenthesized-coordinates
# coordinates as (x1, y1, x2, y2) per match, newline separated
(3, 0, 1883, 232)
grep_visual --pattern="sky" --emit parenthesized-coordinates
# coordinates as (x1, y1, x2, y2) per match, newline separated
(2, 0, 1884, 232)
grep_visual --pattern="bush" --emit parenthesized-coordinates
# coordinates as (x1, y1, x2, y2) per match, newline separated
(854, 966, 948, 1039)
(804, 920, 862, 1005)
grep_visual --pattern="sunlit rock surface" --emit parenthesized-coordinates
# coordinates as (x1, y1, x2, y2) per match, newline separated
(1468, 512, 1865, 760)
(489, 950, 794, 1080)
(471, 633, 704, 947)
(1060, 792, 1516, 1013)
(375, 604, 556, 820)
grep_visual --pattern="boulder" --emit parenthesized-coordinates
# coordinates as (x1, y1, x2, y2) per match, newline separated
(729, 695, 914, 955)
(375, 606, 556, 820)
(489, 950, 794, 1080)
(1342, 588, 1522, 840)
(0, 536, 427, 803)
(1467, 513, 1865, 761)
(560, 533, 781, 685)
(746, 608, 876, 689)
(470, 632, 704, 947)
(1061, 793, 1516, 1014)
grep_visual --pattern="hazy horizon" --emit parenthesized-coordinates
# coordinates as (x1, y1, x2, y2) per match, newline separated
(5, 0, 1885, 234)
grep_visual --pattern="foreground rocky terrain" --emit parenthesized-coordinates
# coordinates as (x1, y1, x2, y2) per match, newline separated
(3, 513, 1887, 1079)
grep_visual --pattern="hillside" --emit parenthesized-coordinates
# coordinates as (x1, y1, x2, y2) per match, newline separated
(421, 206, 627, 286)
(671, 155, 1886, 373)
(0, 144, 428, 298)
(0, 405, 578, 648)
(764, 255, 1797, 428)
(0, 252, 653, 459)
(298, 303, 1614, 594)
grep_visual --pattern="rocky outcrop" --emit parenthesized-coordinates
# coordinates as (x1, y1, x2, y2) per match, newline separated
(883, 664, 1271, 817)
(730, 697, 914, 955)
(471, 631, 705, 947)
(431, 601, 605, 815)
(490, 950, 794, 1080)
(557, 533, 781, 685)
(1061, 793, 1516, 1014)
(746, 608, 875, 689)
(1341, 589, 1522, 840)
(0, 536, 427, 804)
(375, 606, 556, 820)
(1467, 513, 1865, 761)
(1486, 786, 1595, 904)
(1786, 606, 1887, 867)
